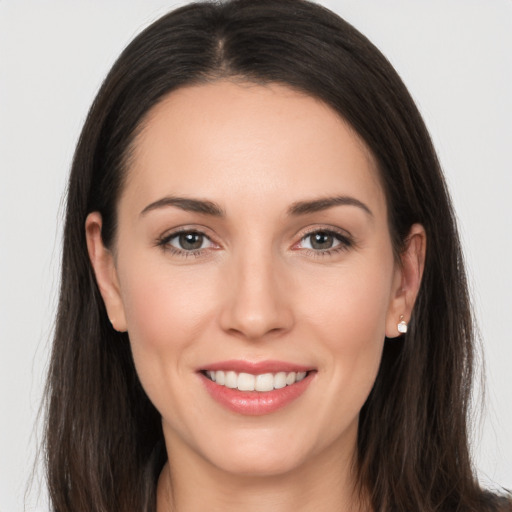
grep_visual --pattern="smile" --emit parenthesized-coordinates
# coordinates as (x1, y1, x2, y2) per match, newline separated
(199, 362, 315, 415)
(203, 370, 308, 392)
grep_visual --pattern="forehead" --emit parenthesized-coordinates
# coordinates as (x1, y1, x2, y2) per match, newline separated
(123, 80, 385, 219)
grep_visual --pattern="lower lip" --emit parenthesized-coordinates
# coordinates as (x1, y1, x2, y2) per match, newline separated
(200, 372, 315, 416)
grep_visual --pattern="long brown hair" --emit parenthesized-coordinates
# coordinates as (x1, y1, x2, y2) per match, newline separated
(44, 1, 511, 511)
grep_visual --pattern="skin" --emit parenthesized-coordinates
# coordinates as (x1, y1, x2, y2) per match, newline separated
(86, 81, 426, 511)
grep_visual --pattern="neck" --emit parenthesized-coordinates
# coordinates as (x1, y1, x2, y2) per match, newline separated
(156, 431, 368, 512)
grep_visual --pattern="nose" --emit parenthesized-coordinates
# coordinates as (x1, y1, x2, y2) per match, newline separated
(219, 247, 295, 341)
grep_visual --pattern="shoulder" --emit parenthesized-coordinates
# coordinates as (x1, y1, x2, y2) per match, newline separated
(486, 491, 512, 512)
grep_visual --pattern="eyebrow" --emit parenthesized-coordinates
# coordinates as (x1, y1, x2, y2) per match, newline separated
(140, 194, 372, 218)
(140, 196, 225, 217)
(287, 196, 373, 217)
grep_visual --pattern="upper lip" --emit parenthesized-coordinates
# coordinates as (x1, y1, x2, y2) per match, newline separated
(199, 359, 314, 374)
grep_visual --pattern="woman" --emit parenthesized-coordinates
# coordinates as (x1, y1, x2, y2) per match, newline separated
(43, 0, 511, 510)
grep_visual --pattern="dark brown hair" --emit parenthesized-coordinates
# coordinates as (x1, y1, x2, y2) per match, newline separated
(44, 1, 511, 511)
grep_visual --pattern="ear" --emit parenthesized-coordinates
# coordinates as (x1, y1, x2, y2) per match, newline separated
(85, 212, 127, 332)
(385, 223, 426, 338)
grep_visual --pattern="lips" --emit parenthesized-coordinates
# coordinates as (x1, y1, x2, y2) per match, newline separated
(198, 360, 315, 415)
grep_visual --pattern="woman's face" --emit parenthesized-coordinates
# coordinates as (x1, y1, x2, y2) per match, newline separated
(88, 81, 422, 478)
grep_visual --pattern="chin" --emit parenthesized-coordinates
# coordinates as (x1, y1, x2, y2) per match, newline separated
(212, 450, 306, 478)
(197, 428, 317, 478)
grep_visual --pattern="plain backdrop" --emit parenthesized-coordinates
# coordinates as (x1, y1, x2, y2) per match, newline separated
(1, 1, 510, 510)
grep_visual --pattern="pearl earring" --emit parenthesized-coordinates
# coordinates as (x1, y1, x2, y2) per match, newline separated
(397, 315, 408, 334)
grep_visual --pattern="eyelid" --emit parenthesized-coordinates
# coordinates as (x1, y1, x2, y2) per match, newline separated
(292, 225, 354, 255)
(155, 224, 354, 258)
(294, 225, 353, 244)
(155, 226, 221, 256)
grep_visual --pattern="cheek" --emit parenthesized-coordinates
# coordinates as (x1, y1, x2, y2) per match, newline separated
(294, 265, 392, 447)
(305, 262, 392, 343)
(300, 254, 395, 392)
(120, 258, 215, 344)
(116, 257, 218, 398)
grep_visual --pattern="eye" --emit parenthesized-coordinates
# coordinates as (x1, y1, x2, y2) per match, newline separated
(172, 232, 209, 250)
(158, 230, 216, 254)
(301, 231, 339, 250)
(296, 229, 352, 254)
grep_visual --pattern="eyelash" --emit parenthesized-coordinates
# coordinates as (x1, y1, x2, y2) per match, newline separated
(156, 227, 353, 259)
(156, 228, 215, 258)
(296, 228, 353, 258)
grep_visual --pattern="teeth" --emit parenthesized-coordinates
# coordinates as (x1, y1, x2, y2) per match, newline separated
(205, 369, 309, 392)
(285, 372, 296, 385)
(225, 371, 237, 389)
(274, 372, 287, 389)
(237, 372, 255, 391)
(255, 373, 274, 392)
(215, 370, 225, 385)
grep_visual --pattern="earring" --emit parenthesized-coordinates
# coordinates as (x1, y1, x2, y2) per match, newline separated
(397, 315, 408, 334)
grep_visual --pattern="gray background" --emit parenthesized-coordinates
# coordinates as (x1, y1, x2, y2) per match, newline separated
(1, 1, 510, 510)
